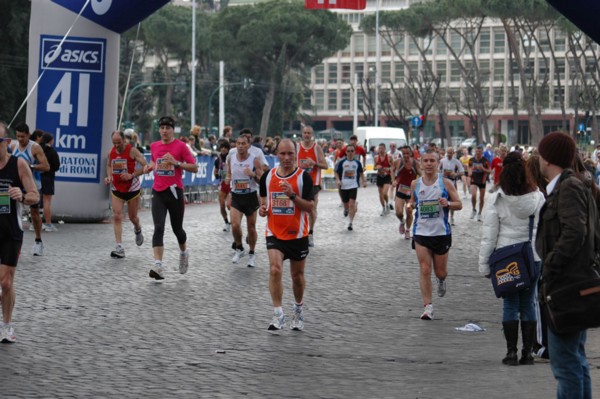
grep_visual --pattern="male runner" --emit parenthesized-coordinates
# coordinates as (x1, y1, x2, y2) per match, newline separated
(490, 145, 507, 193)
(143, 116, 198, 279)
(468, 145, 491, 221)
(374, 143, 394, 215)
(335, 144, 367, 231)
(394, 145, 421, 239)
(438, 147, 464, 226)
(297, 126, 328, 247)
(104, 131, 148, 258)
(387, 142, 402, 206)
(459, 147, 471, 199)
(407, 149, 462, 320)
(0, 123, 39, 342)
(11, 123, 49, 256)
(225, 134, 263, 267)
(259, 139, 314, 331)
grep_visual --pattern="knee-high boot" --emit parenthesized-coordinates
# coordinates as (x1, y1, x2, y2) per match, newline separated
(519, 320, 536, 365)
(502, 320, 519, 366)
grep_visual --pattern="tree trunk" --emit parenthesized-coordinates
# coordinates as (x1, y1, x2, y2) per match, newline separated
(259, 73, 277, 139)
(439, 111, 451, 147)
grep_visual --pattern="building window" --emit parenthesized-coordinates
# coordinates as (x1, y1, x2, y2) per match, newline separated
(381, 37, 391, 56)
(435, 35, 446, 55)
(493, 87, 504, 105)
(395, 63, 404, 83)
(328, 90, 337, 110)
(555, 58, 565, 80)
(315, 90, 324, 111)
(554, 30, 566, 52)
(314, 65, 324, 84)
(354, 34, 365, 57)
(450, 61, 461, 82)
(394, 32, 405, 55)
(341, 64, 351, 84)
(355, 63, 364, 80)
(436, 60, 447, 83)
(303, 90, 312, 109)
(341, 43, 352, 58)
(479, 60, 490, 82)
(408, 38, 419, 56)
(538, 59, 549, 78)
(493, 60, 505, 81)
(408, 61, 419, 77)
(494, 29, 505, 54)
(328, 64, 338, 84)
(381, 63, 391, 83)
(341, 90, 351, 110)
(480, 30, 490, 54)
(368, 34, 377, 57)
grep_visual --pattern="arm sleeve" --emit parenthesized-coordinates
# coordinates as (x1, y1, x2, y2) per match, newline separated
(259, 171, 268, 197)
(302, 172, 314, 201)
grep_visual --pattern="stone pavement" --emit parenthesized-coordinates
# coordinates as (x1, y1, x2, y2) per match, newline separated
(1, 183, 598, 398)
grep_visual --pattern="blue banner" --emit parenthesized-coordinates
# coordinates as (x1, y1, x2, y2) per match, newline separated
(36, 35, 106, 183)
(140, 154, 278, 189)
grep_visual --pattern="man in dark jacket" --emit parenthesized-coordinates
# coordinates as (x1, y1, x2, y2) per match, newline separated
(536, 132, 593, 399)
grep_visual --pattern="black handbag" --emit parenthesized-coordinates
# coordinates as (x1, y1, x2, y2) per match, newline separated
(488, 215, 537, 298)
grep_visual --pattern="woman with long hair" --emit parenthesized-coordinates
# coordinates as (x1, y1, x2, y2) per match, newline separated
(479, 151, 545, 366)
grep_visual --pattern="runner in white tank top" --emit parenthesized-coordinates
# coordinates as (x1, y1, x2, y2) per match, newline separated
(407, 149, 462, 321)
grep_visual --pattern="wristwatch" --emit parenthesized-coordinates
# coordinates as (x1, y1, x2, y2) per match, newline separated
(176, 161, 182, 167)
(289, 193, 297, 201)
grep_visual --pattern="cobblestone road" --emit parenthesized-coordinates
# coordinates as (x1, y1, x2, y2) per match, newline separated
(1, 183, 598, 398)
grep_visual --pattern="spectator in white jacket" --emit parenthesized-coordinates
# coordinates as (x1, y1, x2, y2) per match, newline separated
(478, 151, 545, 367)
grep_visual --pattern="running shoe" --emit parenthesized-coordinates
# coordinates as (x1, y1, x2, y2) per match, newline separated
(29, 223, 34, 232)
(420, 304, 434, 320)
(1, 324, 16, 343)
(223, 222, 231, 232)
(437, 278, 447, 297)
(399, 223, 406, 234)
(450, 216, 455, 226)
(389, 203, 394, 211)
(347, 223, 353, 231)
(268, 310, 286, 331)
(343, 209, 349, 217)
(477, 213, 483, 222)
(232, 248, 247, 264)
(247, 253, 256, 268)
(470, 209, 477, 219)
(149, 262, 165, 280)
(43, 223, 58, 232)
(308, 234, 314, 248)
(135, 228, 144, 246)
(290, 304, 304, 331)
(32, 241, 44, 256)
(110, 245, 125, 259)
(404, 230, 411, 240)
(179, 251, 189, 274)
(380, 209, 386, 216)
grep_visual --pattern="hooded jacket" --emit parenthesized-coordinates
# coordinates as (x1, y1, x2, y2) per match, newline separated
(479, 188, 545, 275)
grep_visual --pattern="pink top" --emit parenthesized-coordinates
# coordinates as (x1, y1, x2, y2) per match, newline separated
(150, 139, 197, 191)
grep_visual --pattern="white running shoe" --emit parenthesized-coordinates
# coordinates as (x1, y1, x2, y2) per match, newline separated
(247, 253, 256, 268)
(470, 210, 477, 219)
(268, 310, 286, 331)
(232, 248, 247, 264)
(420, 304, 434, 320)
(179, 251, 189, 274)
(223, 222, 231, 232)
(450, 216, 455, 226)
(477, 213, 483, 222)
(308, 234, 314, 247)
(43, 223, 58, 232)
(404, 230, 411, 240)
(32, 241, 44, 256)
(290, 304, 304, 331)
(110, 245, 125, 259)
(149, 262, 165, 280)
(1, 324, 16, 343)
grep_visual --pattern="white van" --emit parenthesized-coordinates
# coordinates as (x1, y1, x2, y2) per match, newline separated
(355, 126, 407, 179)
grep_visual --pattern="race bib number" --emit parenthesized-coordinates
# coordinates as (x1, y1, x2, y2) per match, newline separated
(343, 170, 356, 180)
(300, 159, 313, 173)
(271, 192, 295, 215)
(156, 158, 175, 177)
(418, 200, 441, 219)
(233, 179, 251, 194)
(0, 191, 10, 214)
(111, 159, 127, 175)
(399, 184, 411, 196)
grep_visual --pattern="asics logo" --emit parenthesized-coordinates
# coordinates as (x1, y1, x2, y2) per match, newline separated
(41, 37, 104, 72)
(44, 45, 99, 66)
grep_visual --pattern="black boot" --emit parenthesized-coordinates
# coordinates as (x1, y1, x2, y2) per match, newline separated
(519, 320, 536, 365)
(502, 321, 519, 366)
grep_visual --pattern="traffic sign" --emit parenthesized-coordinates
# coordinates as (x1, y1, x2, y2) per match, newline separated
(412, 116, 422, 128)
(578, 123, 586, 132)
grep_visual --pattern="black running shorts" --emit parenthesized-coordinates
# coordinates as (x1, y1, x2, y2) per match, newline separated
(412, 234, 452, 255)
(112, 190, 141, 202)
(339, 188, 358, 204)
(0, 238, 22, 267)
(376, 174, 392, 187)
(231, 192, 260, 216)
(266, 236, 309, 261)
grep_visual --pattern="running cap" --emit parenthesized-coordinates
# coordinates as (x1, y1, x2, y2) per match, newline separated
(158, 116, 175, 128)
